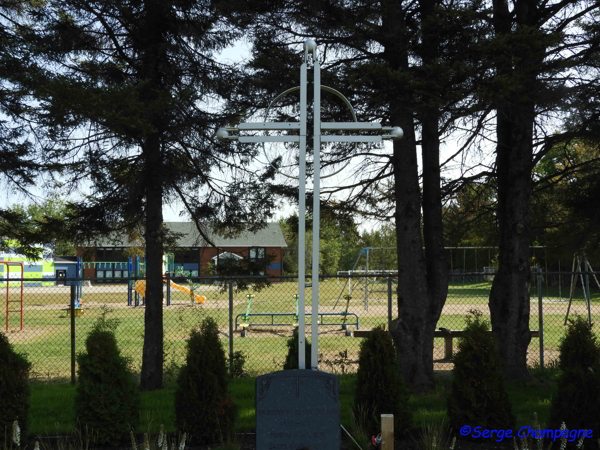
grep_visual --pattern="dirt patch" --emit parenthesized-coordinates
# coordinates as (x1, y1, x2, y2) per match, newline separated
(3, 327, 55, 342)
(23, 299, 246, 310)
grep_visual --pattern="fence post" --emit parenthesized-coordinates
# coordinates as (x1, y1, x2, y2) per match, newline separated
(127, 257, 133, 306)
(166, 271, 171, 306)
(70, 284, 77, 384)
(537, 268, 544, 369)
(228, 280, 234, 376)
(387, 277, 392, 333)
(364, 251, 369, 311)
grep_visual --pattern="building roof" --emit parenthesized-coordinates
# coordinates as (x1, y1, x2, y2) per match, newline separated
(55, 256, 78, 263)
(94, 222, 287, 248)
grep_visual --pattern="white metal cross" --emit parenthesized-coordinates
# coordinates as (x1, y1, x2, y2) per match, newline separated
(217, 39, 403, 370)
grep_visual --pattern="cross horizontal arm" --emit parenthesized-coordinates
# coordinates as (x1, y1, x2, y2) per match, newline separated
(238, 122, 301, 130)
(321, 122, 382, 130)
(238, 136, 301, 143)
(321, 136, 382, 143)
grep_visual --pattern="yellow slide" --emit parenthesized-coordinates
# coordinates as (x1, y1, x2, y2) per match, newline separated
(135, 280, 206, 304)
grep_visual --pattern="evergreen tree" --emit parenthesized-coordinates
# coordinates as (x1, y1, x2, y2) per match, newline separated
(0, 1, 45, 258)
(447, 311, 514, 433)
(0, 333, 31, 440)
(75, 320, 140, 446)
(175, 317, 235, 444)
(12, 0, 278, 390)
(354, 326, 412, 436)
(487, 0, 599, 380)
(550, 317, 600, 447)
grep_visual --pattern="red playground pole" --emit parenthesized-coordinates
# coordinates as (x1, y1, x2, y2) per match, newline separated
(3, 262, 24, 331)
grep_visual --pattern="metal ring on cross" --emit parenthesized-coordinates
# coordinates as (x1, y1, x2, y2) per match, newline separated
(262, 85, 357, 181)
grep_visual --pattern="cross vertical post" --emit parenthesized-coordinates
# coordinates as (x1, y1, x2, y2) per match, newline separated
(311, 50, 321, 369)
(298, 56, 307, 369)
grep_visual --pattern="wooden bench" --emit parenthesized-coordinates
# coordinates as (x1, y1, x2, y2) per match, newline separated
(352, 329, 540, 360)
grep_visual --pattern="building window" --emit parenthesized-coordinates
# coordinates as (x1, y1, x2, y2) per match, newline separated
(95, 247, 128, 262)
(174, 248, 199, 265)
(213, 252, 243, 265)
(249, 247, 266, 260)
(249, 247, 266, 275)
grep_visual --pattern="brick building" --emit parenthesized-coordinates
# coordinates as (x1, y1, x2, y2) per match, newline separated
(77, 222, 287, 280)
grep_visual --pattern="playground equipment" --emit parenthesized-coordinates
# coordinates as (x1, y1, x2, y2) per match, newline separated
(335, 245, 547, 310)
(564, 254, 600, 325)
(128, 254, 207, 306)
(133, 279, 206, 304)
(336, 247, 398, 311)
(2, 261, 24, 331)
(235, 288, 359, 337)
(65, 297, 84, 317)
(234, 311, 359, 336)
(240, 293, 255, 327)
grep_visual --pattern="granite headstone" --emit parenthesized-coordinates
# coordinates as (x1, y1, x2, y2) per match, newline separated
(256, 369, 340, 450)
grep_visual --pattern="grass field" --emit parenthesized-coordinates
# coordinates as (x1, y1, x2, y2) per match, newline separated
(2, 279, 598, 378)
(28, 369, 559, 438)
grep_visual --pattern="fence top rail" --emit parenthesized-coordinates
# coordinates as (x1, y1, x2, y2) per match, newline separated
(3, 271, 600, 284)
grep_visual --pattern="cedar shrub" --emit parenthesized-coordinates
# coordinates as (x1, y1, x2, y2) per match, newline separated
(447, 310, 514, 434)
(283, 328, 311, 370)
(75, 317, 140, 446)
(550, 317, 600, 447)
(353, 325, 412, 437)
(175, 317, 235, 445)
(0, 332, 31, 440)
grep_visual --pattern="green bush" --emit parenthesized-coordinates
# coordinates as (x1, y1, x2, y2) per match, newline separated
(353, 326, 412, 437)
(550, 317, 600, 443)
(283, 328, 311, 370)
(75, 318, 140, 446)
(0, 333, 31, 440)
(557, 316, 600, 371)
(175, 317, 235, 445)
(447, 311, 514, 433)
(230, 351, 248, 378)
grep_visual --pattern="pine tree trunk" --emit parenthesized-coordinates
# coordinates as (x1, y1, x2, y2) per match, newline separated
(138, 2, 167, 391)
(388, 111, 448, 392)
(140, 134, 164, 391)
(389, 108, 434, 391)
(419, 0, 449, 368)
(385, 0, 448, 391)
(489, 108, 533, 380)
(488, 0, 545, 380)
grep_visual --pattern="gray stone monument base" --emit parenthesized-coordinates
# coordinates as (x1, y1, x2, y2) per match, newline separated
(256, 369, 340, 450)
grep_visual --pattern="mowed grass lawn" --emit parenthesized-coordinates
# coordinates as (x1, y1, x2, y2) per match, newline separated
(28, 369, 558, 437)
(4, 279, 595, 378)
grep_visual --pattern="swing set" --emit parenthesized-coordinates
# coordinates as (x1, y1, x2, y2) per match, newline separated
(564, 254, 600, 325)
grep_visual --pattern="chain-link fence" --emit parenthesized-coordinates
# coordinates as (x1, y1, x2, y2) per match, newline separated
(2, 272, 599, 380)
